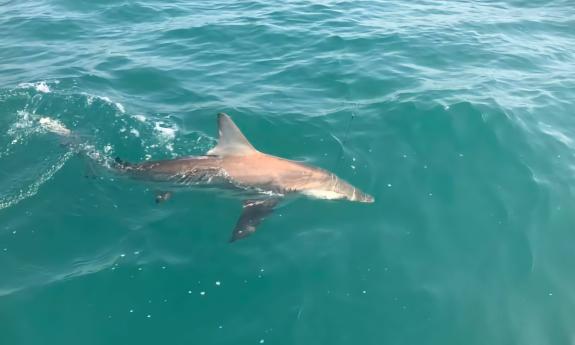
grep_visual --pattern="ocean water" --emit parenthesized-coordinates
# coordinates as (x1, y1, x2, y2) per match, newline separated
(1, 0, 575, 344)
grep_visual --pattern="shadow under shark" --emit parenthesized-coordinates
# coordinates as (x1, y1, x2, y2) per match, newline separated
(61, 113, 374, 241)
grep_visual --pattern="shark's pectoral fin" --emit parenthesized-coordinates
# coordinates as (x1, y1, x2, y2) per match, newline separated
(155, 191, 172, 204)
(230, 198, 280, 242)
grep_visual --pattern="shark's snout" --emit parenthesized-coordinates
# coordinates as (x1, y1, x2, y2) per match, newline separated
(361, 194, 375, 203)
(350, 187, 374, 203)
(355, 192, 375, 203)
(330, 177, 375, 203)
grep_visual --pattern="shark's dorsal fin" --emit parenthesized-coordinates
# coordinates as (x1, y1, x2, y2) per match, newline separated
(208, 113, 257, 156)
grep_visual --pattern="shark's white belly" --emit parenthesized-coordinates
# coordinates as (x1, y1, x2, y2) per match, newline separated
(301, 189, 344, 200)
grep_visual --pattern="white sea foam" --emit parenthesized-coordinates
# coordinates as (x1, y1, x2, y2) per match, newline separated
(84, 94, 125, 113)
(99, 95, 112, 103)
(133, 114, 147, 122)
(18, 81, 51, 93)
(154, 121, 177, 141)
(0, 150, 74, 211)
(8, 111, 36, 136)
(2, 112, 57, 159)
(115, 102, 126, 113)
(35, 81, 50, 93)
(3, 111, 43, 155)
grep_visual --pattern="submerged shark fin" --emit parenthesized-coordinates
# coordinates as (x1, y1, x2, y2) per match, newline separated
(230, 198, 280, 242)
(208, 113, 257, 156)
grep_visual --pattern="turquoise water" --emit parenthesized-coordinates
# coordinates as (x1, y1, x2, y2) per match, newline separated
(2, 0, 575, 344)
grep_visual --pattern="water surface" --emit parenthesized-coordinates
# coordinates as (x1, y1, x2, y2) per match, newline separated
(1, 1, 575, 344)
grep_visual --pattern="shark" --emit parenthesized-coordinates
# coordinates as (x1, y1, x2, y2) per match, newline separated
(46, 113, 374, 241)
(114, 113, 374, 241)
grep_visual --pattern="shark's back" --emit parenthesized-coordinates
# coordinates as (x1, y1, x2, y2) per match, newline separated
(119, 156, 228, 185)
(219, 153, 327, 193)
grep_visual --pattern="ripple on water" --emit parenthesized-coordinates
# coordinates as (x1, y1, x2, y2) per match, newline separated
(2, 0, 575, 344)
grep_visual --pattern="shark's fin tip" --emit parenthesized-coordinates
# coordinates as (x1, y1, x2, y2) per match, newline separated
(229, 198, 280, 242)
(208, 113, 257, 156)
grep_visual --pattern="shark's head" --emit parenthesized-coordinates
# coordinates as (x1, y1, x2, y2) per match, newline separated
(303, 174, 375, 203)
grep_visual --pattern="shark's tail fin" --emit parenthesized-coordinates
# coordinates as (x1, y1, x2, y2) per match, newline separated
(39, 117, 72, 137)
(38, 116, 79, 149)
(39, 117, 109, 177)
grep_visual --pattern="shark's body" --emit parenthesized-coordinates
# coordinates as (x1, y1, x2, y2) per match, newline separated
(115, 113, 373, 241)
(121, 149, 367, 200)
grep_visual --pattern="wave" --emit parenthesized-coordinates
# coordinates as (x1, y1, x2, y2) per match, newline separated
(0, 79, 212, 212)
